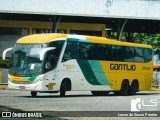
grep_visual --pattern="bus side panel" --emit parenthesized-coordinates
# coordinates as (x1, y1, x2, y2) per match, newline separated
(58, 59, 112, 91)
(130, 73, 152, 91)
(58, 59, 153, 91)
(100, 61, 153, 91)
(58, 59, 86, 91)
(76, 60, 112, 91)
(100, 61, 132, 91)
(144, 74, 152, 90)
(143, 62, 153, 90)
(132, 62, 153, 91)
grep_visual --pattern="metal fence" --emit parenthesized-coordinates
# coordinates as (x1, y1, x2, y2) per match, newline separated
(153, 70, 160, 88)
(0, 68, 8, 85)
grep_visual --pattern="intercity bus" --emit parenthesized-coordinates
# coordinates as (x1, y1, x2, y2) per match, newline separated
(3, 33, 153, 97)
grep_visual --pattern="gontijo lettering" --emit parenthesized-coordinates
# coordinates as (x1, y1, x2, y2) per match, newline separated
(110, 64, 136, 71)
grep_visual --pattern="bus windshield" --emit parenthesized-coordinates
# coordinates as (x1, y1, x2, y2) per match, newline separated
(9, 43, 48, 76)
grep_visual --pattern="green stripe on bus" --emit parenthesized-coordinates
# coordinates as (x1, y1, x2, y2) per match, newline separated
(76, 60, 101, 85)
(67, 38, 90, 43)
(22, 76, 37, 81)
(67, 38, 79, 42)
(88, 60, 110, 85)
(79, 39, 90, 43)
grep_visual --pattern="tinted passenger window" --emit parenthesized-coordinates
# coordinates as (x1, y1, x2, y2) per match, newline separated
(61, 41, 153, 63)
(123, 47, 134, 62)
(144, 48, 152, 62)
(134, 48, 144, 62)
(79, 42, 91, 59)
(62, 42, 79, 61)
(49, 41, 64, 57)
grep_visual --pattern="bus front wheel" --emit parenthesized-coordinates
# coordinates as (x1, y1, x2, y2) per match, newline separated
(60, 81, 67, 97)
(31, 91, 37, 97)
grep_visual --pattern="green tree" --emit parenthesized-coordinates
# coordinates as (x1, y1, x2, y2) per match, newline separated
(106, 31, 160, 49)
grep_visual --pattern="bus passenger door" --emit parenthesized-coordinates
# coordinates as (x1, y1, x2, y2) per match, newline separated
(43, 50, 57, 91)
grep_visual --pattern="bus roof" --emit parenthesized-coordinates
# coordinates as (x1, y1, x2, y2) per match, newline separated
(17, 33, 67, 44)
(16, 33, 152, 49)
(87, 36, 152, 48)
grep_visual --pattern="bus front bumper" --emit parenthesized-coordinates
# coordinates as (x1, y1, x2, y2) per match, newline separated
(8, 80, 47, 91)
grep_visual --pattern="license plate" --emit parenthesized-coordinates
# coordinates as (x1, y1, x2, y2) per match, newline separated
(19, 86, 25, 90)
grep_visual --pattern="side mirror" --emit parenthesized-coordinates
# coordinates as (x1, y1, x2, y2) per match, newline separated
(40, 47, 56, 61)
(3, 47, 13, 60)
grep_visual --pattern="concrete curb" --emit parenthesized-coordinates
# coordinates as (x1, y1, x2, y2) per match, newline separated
(151, 88, 160, 91)
(0, 85, 9, 90)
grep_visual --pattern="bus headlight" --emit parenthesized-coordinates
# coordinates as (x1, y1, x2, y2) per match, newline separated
(8, 78, 12, 82)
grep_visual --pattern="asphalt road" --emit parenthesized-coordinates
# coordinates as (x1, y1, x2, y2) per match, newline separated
(0, 90, 160, 119)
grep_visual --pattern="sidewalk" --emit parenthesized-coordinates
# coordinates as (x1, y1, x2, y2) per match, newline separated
(151, 88, 160, 91)
(0, 85, 8, 90)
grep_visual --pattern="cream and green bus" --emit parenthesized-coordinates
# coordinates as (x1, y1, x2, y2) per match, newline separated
(3, 33, 153, 97)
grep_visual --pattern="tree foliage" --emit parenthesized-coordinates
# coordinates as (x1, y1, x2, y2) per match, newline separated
(133, 33, 160, 49)
(106, 31, 160, 49)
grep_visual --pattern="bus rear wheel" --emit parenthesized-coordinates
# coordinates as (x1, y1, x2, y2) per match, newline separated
(60, 81, 67, 97)
(31, 91, 37, 97)
(114, 91, 120, 95)
(130, 81, 138, 95)
(91, 91, 110, 96)
(120, 80, 129, 96)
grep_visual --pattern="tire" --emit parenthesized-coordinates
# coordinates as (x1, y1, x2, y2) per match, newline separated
(114, 91, 120, 95)
(91, 91, 110, 96)
(129, 81, 138, 95)
(91, 91, 99, 96)
(120, 80, 129, 96)
(60, 81, 67, 97)
(31, 91, 37, 97)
